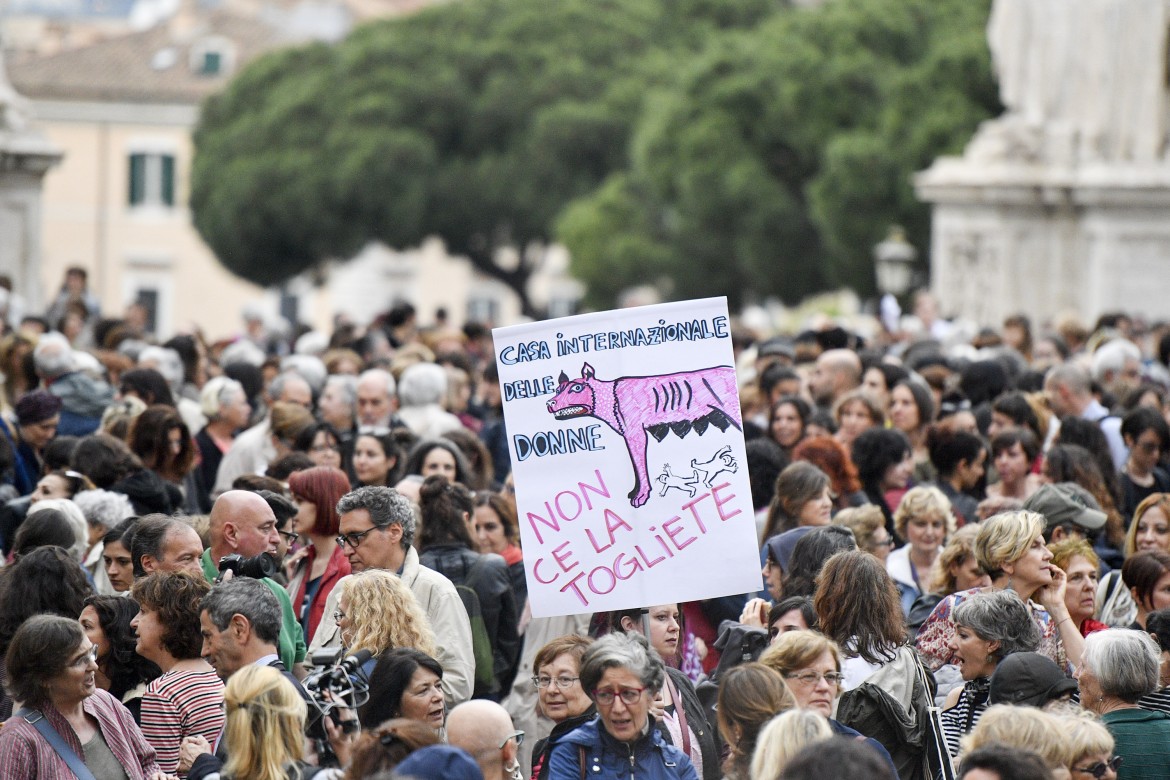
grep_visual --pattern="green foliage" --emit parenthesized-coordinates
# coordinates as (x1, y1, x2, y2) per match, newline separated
(193, 0, 995, 311)
(192, 0, 782, 310)
(562, 0, 998, 307)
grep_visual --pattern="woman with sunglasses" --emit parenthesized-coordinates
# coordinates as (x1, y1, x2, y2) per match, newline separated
(547, 632, 699, 780)
(1065, 716, 1121, 780)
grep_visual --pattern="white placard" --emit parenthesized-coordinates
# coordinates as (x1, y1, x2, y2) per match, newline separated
(493, 298, 762, 617)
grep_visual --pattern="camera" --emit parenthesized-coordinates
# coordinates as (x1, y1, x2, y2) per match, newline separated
(216, 552, 277, 582)
(302, 648, 371, 750)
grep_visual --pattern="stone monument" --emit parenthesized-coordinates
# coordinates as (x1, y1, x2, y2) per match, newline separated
(915, 0, 1170, 326)
(0, 41, 62, 310)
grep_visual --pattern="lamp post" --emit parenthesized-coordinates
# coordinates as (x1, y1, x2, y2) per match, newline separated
(873, 226, 918, 333)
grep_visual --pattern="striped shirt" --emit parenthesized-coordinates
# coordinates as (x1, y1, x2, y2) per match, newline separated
(1139, 686, 1170, 715)
(939, 678, 990, 757)
(140, 668, 225, 777)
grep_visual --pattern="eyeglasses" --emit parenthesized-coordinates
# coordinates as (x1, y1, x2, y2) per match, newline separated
(70, 646, 99, 668)
(497, 730, 525, 750)
(336, 526, 380, 549)
(1072, 756, 1122, 778)
(532, 675, 580, 690)
(311, 443, 341, 453)
(278, 530, 299, 545)
(593, 687, 646, 706)
(784, 671, 845, 686)
(332, 609, 347, 623)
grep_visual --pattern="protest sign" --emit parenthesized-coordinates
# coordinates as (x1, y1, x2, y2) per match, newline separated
(494, 297, 763, 618)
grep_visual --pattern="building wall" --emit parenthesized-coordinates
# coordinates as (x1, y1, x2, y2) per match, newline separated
(33, 98, 266, 340)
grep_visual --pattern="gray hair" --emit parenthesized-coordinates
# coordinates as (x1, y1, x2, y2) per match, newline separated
(220, 340, 265, 368)
(201, 577, 281, 645)
(398, 362, 447, 407)
(358, 368, 396, 399)
(952, 590, 1041, 662)
(138, 346, 184, 391)
(336, 486, 416, 548)
(1082, 629, 1160, 702)
(281, 354, 327, 395)
(579, 631, 664, 695)
(27, 499, 87, 562)
(71, 489, 134, 531)
(324, 374, 358, 409)
(1091, 339, 1141, 383)
(269, 371, 312, 404)
(33, 332, 74, 378)
(200, 376, 246, 420)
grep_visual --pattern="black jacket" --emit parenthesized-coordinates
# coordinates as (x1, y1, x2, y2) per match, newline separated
(418, 544, 521, 696)
(660, 667, 720, 780)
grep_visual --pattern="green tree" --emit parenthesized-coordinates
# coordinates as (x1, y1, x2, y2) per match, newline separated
(561, 0, 999, 309)
(191, 0, 782, 315)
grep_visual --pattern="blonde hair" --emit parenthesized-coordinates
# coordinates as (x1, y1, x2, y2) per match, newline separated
(974, 510, 1046, 579)
(959, 705, 1073, 769)
(749, 709, 833, 780)
(1125, 493, 1170, 556)
(758, 630, 842, 694)
(1061, 713, 1114, 768)
(339, 570, 436, 657)
(1048, 538, 1100, 573)
(833, 505, 886, 554)
(928, 524, 983, 594)
(893, 485, 956, 541)
(221, 665, 306, 780)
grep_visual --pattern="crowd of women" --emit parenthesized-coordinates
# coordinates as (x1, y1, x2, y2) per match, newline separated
(1, 289, 1170, 779)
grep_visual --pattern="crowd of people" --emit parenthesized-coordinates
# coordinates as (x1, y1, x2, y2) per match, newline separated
(0, 273, 1169, 779)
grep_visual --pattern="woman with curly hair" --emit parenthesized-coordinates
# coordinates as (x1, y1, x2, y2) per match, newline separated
(907, 525, 991, 632)
(344, 718, 439, 778)
(336, 569, 436, 675)
(792, 436, 865, 512)
(130, 572, 224, 776)
(852, 428, 914, 540)
(79, 594, 160, 721)
(0, 546, 94, 719)
(888, 485, 956, 616)
(285, 466, 352, 645)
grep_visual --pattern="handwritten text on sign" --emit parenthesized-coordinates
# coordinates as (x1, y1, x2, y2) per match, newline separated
(494, 298, 763, 618)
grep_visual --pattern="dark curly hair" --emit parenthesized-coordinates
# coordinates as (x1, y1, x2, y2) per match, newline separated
(417, 475, 474, 550)
(127, 404, 194, 483)
(0, 546, 93, 655)
(82, 595, 160, 699)
(130, 571, 210, 661)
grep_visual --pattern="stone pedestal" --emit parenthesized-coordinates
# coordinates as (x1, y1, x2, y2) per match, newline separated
(915, 0, 1170, 325)
(917, 159, 1170, 325)
(0, 53, 61, 310)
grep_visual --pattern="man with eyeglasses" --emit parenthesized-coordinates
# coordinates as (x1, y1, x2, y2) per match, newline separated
(447, 699, 523, 780)
(200, 490, 307, 676)
(309, 485, 475, 707)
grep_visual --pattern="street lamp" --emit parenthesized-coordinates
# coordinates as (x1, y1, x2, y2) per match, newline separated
(873, 225, 917, 296)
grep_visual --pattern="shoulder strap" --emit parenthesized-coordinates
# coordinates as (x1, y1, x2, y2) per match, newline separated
(578, 745, 586, 780)
(662, 671, 692, 758)
(13, 708, 98, 780)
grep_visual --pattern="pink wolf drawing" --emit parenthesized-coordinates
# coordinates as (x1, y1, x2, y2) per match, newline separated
(546, 362, 742, 507)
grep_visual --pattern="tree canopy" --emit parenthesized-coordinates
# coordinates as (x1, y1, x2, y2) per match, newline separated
(191, 0, 997, 314)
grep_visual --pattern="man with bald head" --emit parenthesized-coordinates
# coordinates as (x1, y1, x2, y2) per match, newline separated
(200, 490, 306, 673)
(447, 700, 521, 780)
(807, 348, 862, 409)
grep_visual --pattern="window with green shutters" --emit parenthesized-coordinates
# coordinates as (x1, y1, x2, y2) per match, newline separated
(127, 152, 176, 208)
